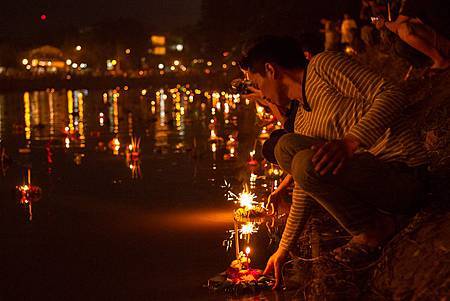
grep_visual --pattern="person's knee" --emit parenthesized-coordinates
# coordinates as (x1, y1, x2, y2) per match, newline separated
(274, 133, 301, 171)
(290, 149, 320, 190)
(397, 21, 416, 39)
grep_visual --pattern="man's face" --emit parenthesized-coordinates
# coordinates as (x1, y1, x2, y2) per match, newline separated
(245, 68, 289, 107)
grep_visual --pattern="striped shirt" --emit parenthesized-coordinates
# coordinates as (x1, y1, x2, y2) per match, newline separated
(279, 51, 428, 251)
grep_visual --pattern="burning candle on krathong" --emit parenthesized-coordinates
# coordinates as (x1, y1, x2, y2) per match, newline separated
(210, 129, 217, 140)
(259, 127, 269, 140)
(229, 146, 235, 157)
(226, 135, 237, 147)
(245, 246, 251, 269)
(248, 150, 258, 165)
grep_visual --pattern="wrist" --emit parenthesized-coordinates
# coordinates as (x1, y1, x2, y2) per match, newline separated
(343, 134, 360, 154)
(276, 247, 288, 257)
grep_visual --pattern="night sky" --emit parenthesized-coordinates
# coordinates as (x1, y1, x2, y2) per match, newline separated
(0, 0, 202, 37)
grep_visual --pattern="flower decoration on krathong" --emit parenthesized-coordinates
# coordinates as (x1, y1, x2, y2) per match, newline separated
(207, 254, 275, 294)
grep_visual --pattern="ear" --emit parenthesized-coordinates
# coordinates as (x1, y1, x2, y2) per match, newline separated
(264, 63, 276, 80)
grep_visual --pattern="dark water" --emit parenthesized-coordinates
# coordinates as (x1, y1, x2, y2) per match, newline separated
(0, 87, 293, 300)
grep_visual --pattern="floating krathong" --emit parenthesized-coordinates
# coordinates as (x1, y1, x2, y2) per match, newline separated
(109, 137, 121, 155)
(258, 127, 270, 141)
(247, 150, 258, 166)
(126, 136, 141, 160)
(208, 129, 223, 142)
(15, 169, 42, 221)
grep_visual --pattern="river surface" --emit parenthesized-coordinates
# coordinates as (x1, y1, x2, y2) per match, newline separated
(0, 86, 295, 300)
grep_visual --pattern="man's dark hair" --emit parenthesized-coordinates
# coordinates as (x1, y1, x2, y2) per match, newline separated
(239, 35, 307, 75)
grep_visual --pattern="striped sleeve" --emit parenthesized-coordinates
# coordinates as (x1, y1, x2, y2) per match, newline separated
(279, 183, 312, 251)
(311, 52, 408, 147)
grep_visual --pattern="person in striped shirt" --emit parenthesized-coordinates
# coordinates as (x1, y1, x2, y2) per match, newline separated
(239, 35, 428, 289)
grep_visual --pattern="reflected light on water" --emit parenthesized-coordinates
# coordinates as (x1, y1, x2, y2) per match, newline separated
(23, 92, 31, 143)
(151, 209, 233, 231)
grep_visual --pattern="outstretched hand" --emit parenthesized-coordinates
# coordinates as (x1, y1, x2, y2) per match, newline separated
(263, 248, 288, 290)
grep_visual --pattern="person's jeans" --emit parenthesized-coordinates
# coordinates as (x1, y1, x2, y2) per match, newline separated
(274, 133, 424, 235)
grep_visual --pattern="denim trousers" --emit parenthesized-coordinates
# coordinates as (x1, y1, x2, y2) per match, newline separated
(274, 133, 424, 235)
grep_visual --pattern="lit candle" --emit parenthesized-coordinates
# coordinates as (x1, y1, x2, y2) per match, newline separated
(245, 246, 251, 269)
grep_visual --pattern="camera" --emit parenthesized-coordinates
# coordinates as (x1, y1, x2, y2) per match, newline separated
(230, 78, 253, 95)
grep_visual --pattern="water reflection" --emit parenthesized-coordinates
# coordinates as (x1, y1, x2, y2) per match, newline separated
(0, 84, 292, 299)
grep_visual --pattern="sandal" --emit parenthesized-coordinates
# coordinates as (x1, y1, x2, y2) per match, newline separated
(332, 242, 381, 268)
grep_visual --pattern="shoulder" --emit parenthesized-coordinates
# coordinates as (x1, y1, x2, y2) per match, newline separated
(309, 51, 349, 71)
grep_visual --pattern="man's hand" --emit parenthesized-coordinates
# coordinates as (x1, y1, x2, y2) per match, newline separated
(241, 86, 269, 106)
(263, 248, 288, 290)
(311, 135, 360, 176)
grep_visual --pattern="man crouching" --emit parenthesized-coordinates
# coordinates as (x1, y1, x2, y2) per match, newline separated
(238, 36, 428, 289)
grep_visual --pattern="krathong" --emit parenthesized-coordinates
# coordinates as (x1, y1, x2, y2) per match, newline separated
(247, 150, 258, 166)
(15, 169, 42, 221)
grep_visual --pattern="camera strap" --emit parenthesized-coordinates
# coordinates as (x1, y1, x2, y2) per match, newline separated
(302, 63, 312, 112)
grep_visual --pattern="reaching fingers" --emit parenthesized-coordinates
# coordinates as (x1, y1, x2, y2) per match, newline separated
(272, 260, 281, 290)
(314, 144, 339, 172)
(311, 142, 332, 164)
(319, 150, 344, 176)
(332, 158, 346, 175)
(263, 258, 274, 275)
